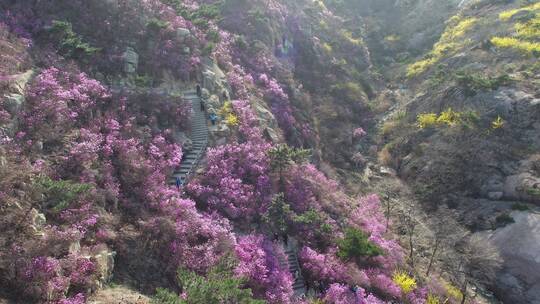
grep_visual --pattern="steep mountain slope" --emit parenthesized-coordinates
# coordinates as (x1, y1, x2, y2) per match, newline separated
(367, 1, 540, 303)
(1, 0, 538, 303)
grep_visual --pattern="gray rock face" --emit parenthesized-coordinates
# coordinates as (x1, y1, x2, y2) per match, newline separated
(504, 173, 540, 203)
(122, 47, 138, 74)
(82, 245, 116, 288)
(207, 94, 221, 110)
(487, 191, 503, 200)
(30, 209, 46, 236)
(203, 69, 217, 92)
(201, 59, 229, 97)
(176, 27, 191, 40)
(482, 211, 540, 304)
(3, 93, 24, 114)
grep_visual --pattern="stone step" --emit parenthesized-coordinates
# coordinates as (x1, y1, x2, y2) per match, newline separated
(293, 281, 305, 288)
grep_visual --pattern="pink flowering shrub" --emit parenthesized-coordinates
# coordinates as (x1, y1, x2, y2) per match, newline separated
(285, 164, 351, 216)
(21, 67, 110, 143)
(188, 140, 271, 219)
(353, 127, 367, 138)
(234, 235, 293, 303)
(350, 195, 404, 270)
(146, 195, 234, 273)
(231, 99, 265, 141)
(17, 254, 97, 303)
(227, 65, 254, 99)
(299, 246, 350, 284)
(323, 283, 387, 304)
(367, 270, 402, 299)
(258, 73, 296, 136)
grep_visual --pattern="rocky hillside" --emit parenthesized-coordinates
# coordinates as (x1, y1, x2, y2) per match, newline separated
(0, 0, 539, 304)
(368, 1, 540, 303)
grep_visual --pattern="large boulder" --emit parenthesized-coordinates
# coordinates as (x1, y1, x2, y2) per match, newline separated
(201, 58, 229, 95)
(501, 155, 540, 204)
(29, 209, 46, 236)
(504, 173, 540, 204)
(207, 94, 221, 110)
(481, 211, 540, 304)
(202, 69, 217, 92)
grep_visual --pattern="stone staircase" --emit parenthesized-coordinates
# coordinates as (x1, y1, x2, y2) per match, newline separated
(278, 239, 306, 297)
(170, 90, 208, 185)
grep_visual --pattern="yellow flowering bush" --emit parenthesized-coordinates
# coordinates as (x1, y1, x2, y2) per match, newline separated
(492, 115, 505, 129)
(220, 101, 239, 127)
(225, 113, 239, 127)
(392, 271, 417, 293)
(436, 108, 461, 126)
(444, 282, 463, 300)
(416, 108, 478, 129)
(426, 294, 440, 304)
(499, 2, 540, 21)
(515, 13, 540, 39)
(408, 16, 477, 77)
(491, 37, 540, 54)
(494, 5, 540, 55)
(417, 113, 438, 129)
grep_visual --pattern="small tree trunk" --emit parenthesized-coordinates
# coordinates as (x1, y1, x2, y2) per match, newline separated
(408, 224, 415, 268)
(426, 237, 440, 276)
(385, 200, 391, 233)
(460, 280, 468, 304)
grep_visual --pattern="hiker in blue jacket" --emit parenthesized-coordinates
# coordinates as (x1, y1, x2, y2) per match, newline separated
(209, 113, 218, 126)
(175, 176, 183, 190)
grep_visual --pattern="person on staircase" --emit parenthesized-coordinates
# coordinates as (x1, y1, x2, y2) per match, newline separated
(200, 98, 206, 112)
(196, 84, 202, 97)
(175, 176, 183, 191)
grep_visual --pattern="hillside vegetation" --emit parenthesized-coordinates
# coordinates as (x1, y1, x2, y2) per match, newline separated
(0, 0, 539, 304)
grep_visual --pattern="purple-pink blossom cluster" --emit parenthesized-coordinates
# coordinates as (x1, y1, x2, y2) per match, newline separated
(353, 127, 367, 138)
(323, 283, 387, 304)
(234, 235, 294, 303)
(299, 246, 350, 283)
(188, 140, 271, 219)
(350, 195, 404, 270)
(148, 195, 234, 272)
(19, 254, 96, 303)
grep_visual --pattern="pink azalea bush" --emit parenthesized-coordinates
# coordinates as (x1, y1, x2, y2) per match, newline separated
(21, 67, 110, 143)
(353, 127, 367, 138)
(350, 195, 404, 270)
(323, 283, 387, 304)
(234, 235, 294, 303)
(147, 195, 234, 272)
(299, 246, 350, 283)
(187, 140, 272, 219)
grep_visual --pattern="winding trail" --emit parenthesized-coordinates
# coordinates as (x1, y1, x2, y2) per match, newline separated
(279, 239, 307, 297)
(171, 89, 306, 297)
